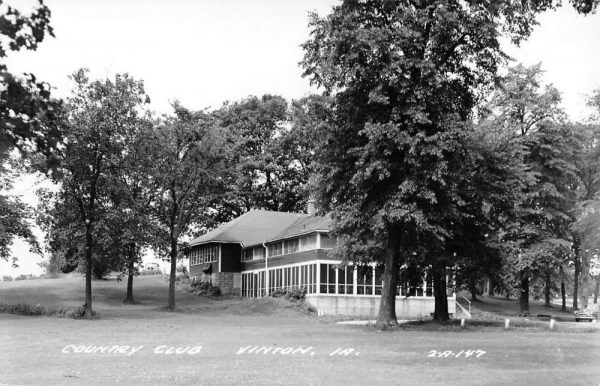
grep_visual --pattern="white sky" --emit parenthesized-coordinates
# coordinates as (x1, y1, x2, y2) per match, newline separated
(2, 0, 600, 276)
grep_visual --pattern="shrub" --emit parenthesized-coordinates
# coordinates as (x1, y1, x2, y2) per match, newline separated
(1, 275, 12, 282)
(270, 287, 307, 302)
(0, 303, 88, 319)
(189, 280, 221, 297)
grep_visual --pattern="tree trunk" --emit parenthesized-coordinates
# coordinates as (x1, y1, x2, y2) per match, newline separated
(544, 270, 551, 307)
(124, 244, 135, 303)
(580, 251, 591, 309)
(167, 235, 178, 310)
(519, 270, 529, 316)
(560, 266, 567, 311)
(469, 278, 478, 302)
(573, 235, 580, 310)
(488, 278, 495, 297)
(594, 277, 599, 304)
(84, 223, 93, 319)
(376, 226, 401, 327)
(432, 262, 450, 322)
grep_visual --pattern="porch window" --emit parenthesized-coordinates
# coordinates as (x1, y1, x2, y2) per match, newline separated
(190, 245, 218, 265)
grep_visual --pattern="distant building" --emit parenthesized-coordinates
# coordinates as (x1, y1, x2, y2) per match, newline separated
(187, 209, 455, 318)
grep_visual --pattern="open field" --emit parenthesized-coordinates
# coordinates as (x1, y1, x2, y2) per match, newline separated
(1, 276, 599, 385)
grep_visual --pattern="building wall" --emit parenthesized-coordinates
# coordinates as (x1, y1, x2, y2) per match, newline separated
(221, 243, 242, 272)
(306, 295, 456, 319)
(189, 261, 218, 277)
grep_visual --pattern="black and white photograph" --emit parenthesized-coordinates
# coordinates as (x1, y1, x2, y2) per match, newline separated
(1, 0, 599, 384)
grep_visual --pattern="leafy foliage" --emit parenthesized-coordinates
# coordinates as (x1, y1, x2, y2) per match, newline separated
(301, 0, 576, 324)
(0, 0, 61, 165)
(42, 69, 151, 316)
(0, 0, 59, 264)
(151, 104, 235, 309)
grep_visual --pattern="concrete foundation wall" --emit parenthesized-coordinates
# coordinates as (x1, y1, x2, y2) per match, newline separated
(306, 295, 456, 318)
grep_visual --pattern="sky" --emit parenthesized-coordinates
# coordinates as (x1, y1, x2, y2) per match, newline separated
(2, 0, 600, 276)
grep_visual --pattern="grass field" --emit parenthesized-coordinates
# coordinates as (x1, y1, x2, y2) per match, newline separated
(1, 275, 599, 385)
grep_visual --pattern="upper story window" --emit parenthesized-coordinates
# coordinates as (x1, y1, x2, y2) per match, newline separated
(268, 242, 283, 257)
(265, 233, 324, 257)
(190, 244, 218, 265)
(299, 235, 317, 251)
(284, 238, 299, 254)
(242, 246, 265, 262)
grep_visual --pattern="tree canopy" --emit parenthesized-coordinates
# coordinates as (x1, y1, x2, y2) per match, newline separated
(301, 0, 596, 324)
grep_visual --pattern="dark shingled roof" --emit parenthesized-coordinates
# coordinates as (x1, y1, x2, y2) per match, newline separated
(269, 214, 332, 242)
(189, 209, 332, 248)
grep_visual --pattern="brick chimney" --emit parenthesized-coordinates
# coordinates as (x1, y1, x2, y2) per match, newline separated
(307, 197, 316, 216)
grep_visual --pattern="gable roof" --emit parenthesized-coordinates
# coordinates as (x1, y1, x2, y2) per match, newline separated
(189, 209, 307, 248)
(188, 209, 332, 248)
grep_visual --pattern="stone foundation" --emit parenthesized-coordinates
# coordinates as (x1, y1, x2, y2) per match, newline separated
(193, 272, 240, 296)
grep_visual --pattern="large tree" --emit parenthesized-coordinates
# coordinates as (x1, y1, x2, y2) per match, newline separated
(47, 70, 150, 318)
(217, 95, 289, 212)
(300, 0, 590, 325)
(153, 105, 234, 310)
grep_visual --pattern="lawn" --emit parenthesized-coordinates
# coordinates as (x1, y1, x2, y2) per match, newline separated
(1, 275, 598, 385)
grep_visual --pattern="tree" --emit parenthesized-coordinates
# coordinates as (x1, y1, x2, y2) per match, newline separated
(47, 69, 150, 318)
(106, 115, 161, 303)
(0, 0, 60, 163)
(152, 105, 233, 310)
(300, 0, 586, 325)
(482, 63, 579, 314)
(484, 63, 564, 136)
(450, 125, 527, 303)
(274, 94, 333, 212)
(218, 95, 289, 212)
(0, 162, 40, 264)
(570, 92, 600, 309)
(0, 0, 60, 265)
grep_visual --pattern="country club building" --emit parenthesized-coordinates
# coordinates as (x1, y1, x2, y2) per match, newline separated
(187, 209, 456, 318)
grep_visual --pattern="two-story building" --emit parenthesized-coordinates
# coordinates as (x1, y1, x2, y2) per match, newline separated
(187, 209, 455, 318)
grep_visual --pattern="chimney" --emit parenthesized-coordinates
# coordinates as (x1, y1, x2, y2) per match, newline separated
(307, 197, 316, 216)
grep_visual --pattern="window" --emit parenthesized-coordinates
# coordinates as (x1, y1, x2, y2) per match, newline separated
(284, 238, 299, 254)
(374, 267, 383, 295)
(241, 264, 318, 298)
(338, 266, 354, 294)
(242, 247, 265, 262)
(357, 267, 373, 295)
(299, 235, 317, 251)
(243, 249, 253, 262)
(190, 245, 218, 265)
(268, 242, 283, 257)
(319, 263, 354, 294)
